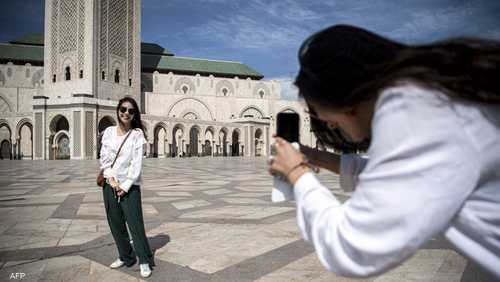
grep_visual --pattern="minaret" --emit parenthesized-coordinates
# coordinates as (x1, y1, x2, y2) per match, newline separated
(33, 0, 141, 160)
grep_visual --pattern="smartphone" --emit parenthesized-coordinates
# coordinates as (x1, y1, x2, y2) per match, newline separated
(276, 112, 300, 143)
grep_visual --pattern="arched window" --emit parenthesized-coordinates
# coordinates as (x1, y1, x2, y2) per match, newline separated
(79, 70, 83, 79)
(114, 69, 120, 83)
(102, 71, 105, 80)
(129, 78, 132, 86)
(65, 66, 71, 81)
(52, 74, 56, 83)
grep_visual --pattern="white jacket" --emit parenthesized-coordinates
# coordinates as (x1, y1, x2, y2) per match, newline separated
(99, 126, 146, 192)
(294, 83, 500, 278)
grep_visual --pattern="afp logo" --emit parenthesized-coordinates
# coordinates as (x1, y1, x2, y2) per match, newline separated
(9, 273, 26, 280)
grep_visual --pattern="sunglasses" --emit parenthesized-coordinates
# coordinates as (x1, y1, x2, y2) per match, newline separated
(119, 106, 135, 115)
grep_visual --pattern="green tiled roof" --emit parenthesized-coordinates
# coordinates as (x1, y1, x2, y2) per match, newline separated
(0, 43, 44, 63)
(141, 42, 174, 56)
(1, 33, 264, 79)
(9, 33, 44, 46)
(142, 54, 263, 79)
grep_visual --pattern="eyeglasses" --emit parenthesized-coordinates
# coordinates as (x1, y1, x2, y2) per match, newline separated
(119, 106, 135, 115)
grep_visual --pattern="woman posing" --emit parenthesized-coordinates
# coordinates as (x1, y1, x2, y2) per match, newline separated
(100, 97, 154, 278)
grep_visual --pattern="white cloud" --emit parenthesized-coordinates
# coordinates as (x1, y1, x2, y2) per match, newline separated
(189, 14, 309, 50)
(249, 0, 319, 22)
(185, 0, 320, 50)
(389, 2, 479, 42)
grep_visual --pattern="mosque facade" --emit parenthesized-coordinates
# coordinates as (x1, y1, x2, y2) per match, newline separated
(0, 0, 315, 160)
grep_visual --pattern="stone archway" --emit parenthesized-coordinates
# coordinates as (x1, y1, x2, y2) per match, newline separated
(203, 127, 214, 156)
(219, 128, 228, 156)
(98, 116, 116, 133)
(54, 131, 70, 160)
(189, 125, 200, 157)
(167, 98, 214, 121)
(153, 123, 168, 158)
(0, 140, 11, 159)
(172, 124, 184, 157)
(18, 121, 33, 160)
(97, 116, 116, 159)
(0, 122, 12, 160)
(255, 128, 263, 157)
(239, 106, 264, 119)
(49, 115, 70, 160)
(231, 129, 241, 156)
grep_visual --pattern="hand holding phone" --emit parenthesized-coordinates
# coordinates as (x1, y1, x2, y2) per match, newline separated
(271, 142, 300, 202)
(271, 112, 301, 202)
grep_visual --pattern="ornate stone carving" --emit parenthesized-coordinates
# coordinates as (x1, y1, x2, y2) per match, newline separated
(77, 0, 85, 73)
(85, 111, 94, 157)
(50, 0, 59, 77)
(253, 82, 270, 98)
(174, 77, 196, 94)
(215, 80, 234, 96)
(59, 0, 77, 53)
(109, 0, 127, 58)
(127, 0, 134, 80)
(99, 0, 108, 74)
(73, 111, 81, 157)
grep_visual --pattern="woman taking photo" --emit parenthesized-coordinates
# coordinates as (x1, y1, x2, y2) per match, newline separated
(269, 25, 500, 278)
(100, 97, 154, 278)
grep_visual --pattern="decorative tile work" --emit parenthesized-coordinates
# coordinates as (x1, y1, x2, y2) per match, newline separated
(59, 0, 77, 54)
(35, 112, 42, 158)
(108, 0, 127, 58)
(127, 0, 134, 81)
(99, 0, 108, 75)
(73, 111, 81, 157)
(50, 0, 59, 77)
(85, 111, 93, 158)
(77, 0, 85, 74)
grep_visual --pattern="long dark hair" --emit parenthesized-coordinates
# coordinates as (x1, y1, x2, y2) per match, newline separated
(296, 25, 406, 151)
(296, 24, 500, 151)
(116, 96, 147, 139)
(358, 38, 500, 105)
(296, 25, 407, 110)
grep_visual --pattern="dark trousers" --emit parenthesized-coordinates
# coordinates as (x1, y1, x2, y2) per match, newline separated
(103, 183, 154, 266)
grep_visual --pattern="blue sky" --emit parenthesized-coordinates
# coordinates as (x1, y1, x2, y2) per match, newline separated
(2, 0, 500, 99)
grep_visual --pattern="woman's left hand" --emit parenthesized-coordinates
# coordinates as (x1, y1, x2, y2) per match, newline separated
(116, 189, 126, 197)
(268, 137, 310, 185)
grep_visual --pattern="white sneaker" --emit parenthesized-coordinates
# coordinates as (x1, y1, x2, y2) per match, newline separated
(109, 258, 125, 269)
(140, 263, 152, 278)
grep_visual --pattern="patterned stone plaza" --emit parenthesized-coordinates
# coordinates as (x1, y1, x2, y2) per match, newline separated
(0, 158, 477, 281)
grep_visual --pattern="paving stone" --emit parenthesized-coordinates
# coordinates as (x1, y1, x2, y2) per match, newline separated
(221, 197, 268, 204)
(156, 191, 192, 197)
(0, 158, 475, 281)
